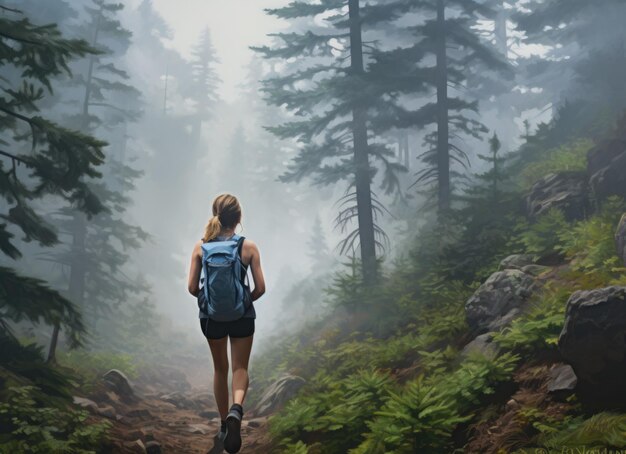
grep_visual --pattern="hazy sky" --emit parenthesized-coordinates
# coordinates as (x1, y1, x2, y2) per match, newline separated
(148, 0, 289, 102)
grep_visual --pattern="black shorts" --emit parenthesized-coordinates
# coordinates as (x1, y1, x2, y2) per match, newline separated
(200, 317, 255, 340)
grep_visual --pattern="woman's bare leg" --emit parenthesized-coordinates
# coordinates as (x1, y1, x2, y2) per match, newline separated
(208, 336, 229, 420)
(230, 334, 253, 406)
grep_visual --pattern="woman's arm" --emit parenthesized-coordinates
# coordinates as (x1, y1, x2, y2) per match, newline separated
(247, 240, 266, 302)
(187, 240, 203, 297)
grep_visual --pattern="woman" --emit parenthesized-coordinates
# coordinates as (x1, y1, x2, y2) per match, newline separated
(187, 194, 266, 454)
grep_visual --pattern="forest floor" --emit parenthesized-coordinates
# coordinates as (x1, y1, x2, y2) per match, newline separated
(77, 360, 276, 453)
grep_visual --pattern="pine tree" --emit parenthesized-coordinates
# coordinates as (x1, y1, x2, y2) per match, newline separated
(45, 0, 147, 362)
(370, 0, 509, 216)
(253, 0, 407, 282)
(189, 27, 220, 122)
(0, 5, 106, 347)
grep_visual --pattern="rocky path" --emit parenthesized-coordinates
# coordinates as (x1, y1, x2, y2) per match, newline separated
(75, 369, 276, 453)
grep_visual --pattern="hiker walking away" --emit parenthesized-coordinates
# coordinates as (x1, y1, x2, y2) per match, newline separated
(187, 193, 266, 454)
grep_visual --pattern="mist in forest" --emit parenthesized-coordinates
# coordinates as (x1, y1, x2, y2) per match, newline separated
(3, 0, 626, 450)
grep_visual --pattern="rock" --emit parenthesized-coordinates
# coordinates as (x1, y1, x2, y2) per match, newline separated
(547, 364, 577, 395)
(465, 269, 537, 333)
(559, 286, 626, 408)
(505, 399, 520, 411)
(160, 391, 196, 409)
(124, 439, 146, 454)
(616, 214, 626, 267)
(527, 171, 589, 221)
(198, 409, 220, 419)
(145, 441, 161, 454)
(96, 405, 117, 419)
(102, 369, 137, 403)
(588, 138, 626, 201)
(72, 396, 98, 413)
(521, 264, 551, 276)
(498, 254, 538, 271)
(247, 417, 264, 428)
(252, 373, 306, 417)
(186, 423, 211, 435)
(461, 333, 499, 359)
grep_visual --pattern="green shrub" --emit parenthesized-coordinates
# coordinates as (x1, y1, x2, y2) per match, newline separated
(352, 353, 519, 454)
(515, 209, 569, 258)
(0, 385, 111, 453)
(538, 412, 626, 450)
(520, 139, 593, 188)
(57, 349, 138, 391)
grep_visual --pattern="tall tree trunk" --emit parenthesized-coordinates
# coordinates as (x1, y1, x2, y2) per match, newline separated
(348, 0, 377, 283)
(47, 8, 102, 363)
(435, 0, 450, 214)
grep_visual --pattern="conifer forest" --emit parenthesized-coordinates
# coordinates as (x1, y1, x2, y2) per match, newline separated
(2, 0, 626, 452)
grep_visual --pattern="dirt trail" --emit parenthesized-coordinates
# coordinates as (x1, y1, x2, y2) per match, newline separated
(79, 367, 276, 453)
(106, 392, 273, 453)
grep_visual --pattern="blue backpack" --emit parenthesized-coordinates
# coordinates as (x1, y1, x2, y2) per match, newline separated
(199, 234, 252, 321)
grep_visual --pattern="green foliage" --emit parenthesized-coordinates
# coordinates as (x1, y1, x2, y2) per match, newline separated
(0, 385, 111, 453)
(538, 412, 626, 450)
(353, 353, 519, 454)
(494, 283, 570, 353)
(520, 139, 593, 188)
(269, 369, 395, 453)
(514, 209, 569, 257)
(57, 349, 138, 389)
(557, 196, 626, 286)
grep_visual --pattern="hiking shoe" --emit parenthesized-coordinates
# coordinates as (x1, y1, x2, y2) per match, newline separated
(218, 419, 228, 442)
(224, 404, 243, 453)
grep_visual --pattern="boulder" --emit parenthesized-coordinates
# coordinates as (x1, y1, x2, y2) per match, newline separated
(461, 333, 499, 360)
(159, 391, 196, 410)
(96, 405, 117, 419)
(526, 171, 589, 221)
(616, 213, 626, 267)
(185, 423, 211, 435)
(588, 138, 626, 201)
(72, 396, 98, 414)
(498, 254, 538, 271)
(558, 286, 626, 408)
(102, 369, 137, 403)
(252, 373, 306, 417)
(124, 439, 146, 454)
(465, 269, 537, 333)
(546, 364, 577, 395)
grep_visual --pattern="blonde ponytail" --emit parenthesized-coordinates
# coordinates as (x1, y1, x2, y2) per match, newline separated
(203, 215, 222, 242)
(202, 193, 242, 242)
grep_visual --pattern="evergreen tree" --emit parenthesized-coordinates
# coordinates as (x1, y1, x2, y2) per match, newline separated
(189, 27, 220, 122)
(45, 0, 148, 362)
(0, 5, 105, 347)
(253, 0, 407, 282)
(370, 0, 509, 216)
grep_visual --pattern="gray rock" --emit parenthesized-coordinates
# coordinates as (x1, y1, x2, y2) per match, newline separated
(616, 213, 626, 267)
(186, 423, 211, 435)
(521, 264, 551, 276)
(461, 333, 499, 359)
(547, 364, 577, 394)
(588, 138, 626, 201)
(499, 254, 538, 271)
(96, 405, 116, 419)
(103, 369, 137, 403)
(465, 269, 537, 333)
(559, 286, 626, 408)
(160, 391, 196, 410)
(72, 396, 98, 413)
(124, 439, 146, 454)
(527, 171, 589, 221)
(252, 373, 306, 417)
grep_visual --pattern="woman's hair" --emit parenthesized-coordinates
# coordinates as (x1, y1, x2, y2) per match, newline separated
(203, 193, 242, 242)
